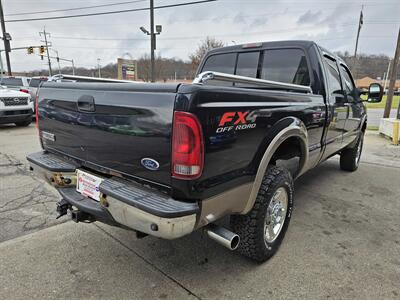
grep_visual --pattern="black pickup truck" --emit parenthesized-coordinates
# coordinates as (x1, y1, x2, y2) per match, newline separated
(27, 40, 383, 262)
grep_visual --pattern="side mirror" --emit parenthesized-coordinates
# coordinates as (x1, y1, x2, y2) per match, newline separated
(367, 83, 383, 103)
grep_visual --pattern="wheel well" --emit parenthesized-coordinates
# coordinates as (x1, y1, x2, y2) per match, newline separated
(270, 137, 303, 178)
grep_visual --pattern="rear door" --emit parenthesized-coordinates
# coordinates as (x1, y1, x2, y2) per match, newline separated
(321, 55, 348, 156)
(339, 64, 363, 145)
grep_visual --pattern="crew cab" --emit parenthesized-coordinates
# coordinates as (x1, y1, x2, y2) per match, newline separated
(0, 86, 33, 126)
(27, 41, 383, 262)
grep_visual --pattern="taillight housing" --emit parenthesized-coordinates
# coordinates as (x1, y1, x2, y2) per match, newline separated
(20, 88, 29, 94)
(171, 111, 204, 179)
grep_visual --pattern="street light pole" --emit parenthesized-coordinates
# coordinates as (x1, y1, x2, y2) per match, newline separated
(140, 1, 161, 82)
(150, 0, 155, 82)
(51, 49, 61, 74)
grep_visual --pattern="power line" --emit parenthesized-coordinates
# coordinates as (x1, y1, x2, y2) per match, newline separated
(11, 35, 393, 51)
(45, 22, 358, 41)
(5, 0, 218, 23)
(5, 0, 148, 16)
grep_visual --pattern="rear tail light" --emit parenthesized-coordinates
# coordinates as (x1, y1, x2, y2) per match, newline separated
(172, 111, 204, 179)
(20, 89, 29, 94)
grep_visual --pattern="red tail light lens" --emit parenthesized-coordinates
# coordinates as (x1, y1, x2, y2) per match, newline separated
(20, 89, 29, 94)
(172, 111, 204, 179)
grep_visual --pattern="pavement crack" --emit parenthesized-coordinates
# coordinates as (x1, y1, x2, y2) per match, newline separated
(0, 163, 23, 167)
(360, 161, 400, 169)
(94, 224, 202, 300)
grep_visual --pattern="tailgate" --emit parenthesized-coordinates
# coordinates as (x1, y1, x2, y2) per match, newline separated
(37, 82, 179, 187)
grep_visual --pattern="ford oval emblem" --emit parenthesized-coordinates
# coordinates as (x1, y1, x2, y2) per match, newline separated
(141, 158, 160, 171)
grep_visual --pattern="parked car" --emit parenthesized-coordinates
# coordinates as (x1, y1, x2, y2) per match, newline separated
(0, 76, 30, 92)
(0, 86, 33, 126)
(27, 40, 383, 262)
(27, 76, 48, 117)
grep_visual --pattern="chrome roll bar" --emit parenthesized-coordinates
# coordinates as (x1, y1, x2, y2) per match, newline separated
(48, 74, 136, 83)
(193, 71, 313, 94)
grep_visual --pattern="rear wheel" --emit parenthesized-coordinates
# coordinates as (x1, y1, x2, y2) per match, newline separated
(230, 166, 294, 262)
(15, 119, 31, 127)
(340, 133, 364, 172)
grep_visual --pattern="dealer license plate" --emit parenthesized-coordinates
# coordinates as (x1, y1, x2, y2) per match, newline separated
(76, 170, 104, 201)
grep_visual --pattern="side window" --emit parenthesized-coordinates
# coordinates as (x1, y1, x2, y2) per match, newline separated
(201, 53, 236, 86)
(323, 57, 342, 96)
(261, 49, 310, 86)
(340, 65, 356, 101)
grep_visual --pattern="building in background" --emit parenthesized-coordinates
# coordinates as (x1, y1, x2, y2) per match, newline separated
(356, 76, 400, 93)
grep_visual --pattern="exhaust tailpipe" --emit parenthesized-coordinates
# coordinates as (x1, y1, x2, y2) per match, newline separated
(205, 224, 240, 250)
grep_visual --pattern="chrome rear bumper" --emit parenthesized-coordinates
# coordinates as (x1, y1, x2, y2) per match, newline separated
(27, 151, 198, 239)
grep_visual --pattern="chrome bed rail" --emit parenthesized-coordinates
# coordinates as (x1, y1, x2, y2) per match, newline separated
(193, 71, 313, 94)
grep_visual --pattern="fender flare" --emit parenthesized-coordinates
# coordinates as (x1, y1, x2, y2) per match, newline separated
(241, 118, 309, 214)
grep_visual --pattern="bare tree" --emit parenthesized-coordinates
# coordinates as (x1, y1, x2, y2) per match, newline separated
(189, 37, 224, 73)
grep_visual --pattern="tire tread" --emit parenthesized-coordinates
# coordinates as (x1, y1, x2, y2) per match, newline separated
(231, 166, 293, 262)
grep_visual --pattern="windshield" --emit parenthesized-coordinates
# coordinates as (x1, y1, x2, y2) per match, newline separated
(0, 78, 23, 86)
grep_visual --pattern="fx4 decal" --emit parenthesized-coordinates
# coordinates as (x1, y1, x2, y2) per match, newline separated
(216, 111, 257, 133)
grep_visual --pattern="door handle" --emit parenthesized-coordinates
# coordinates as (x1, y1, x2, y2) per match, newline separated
(77, 95, 95, 112)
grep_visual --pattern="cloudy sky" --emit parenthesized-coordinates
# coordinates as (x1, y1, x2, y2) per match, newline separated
(3, 0, 400, 72)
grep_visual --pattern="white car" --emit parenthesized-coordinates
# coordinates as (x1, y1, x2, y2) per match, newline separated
(0, 86, 33, 127)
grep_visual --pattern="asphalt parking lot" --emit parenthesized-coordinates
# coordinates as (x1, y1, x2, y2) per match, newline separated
(0, 124, 399, 300)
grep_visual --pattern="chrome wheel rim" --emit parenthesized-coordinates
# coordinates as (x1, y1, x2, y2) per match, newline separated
(264, 187, 288, 243)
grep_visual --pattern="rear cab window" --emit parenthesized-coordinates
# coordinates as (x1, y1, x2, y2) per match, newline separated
(200, 47, 311, 88)
(261, 49, 310, 86)
(200, 53, 236, 86)
(322, 56, 343, 97)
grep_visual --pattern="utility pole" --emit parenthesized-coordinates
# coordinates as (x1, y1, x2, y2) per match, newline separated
(384, 27, 400, 119)
(150, 0, 155, 82)
(97, 58, 101, 78)
(39, 28, 52, 76)
(352, 5, 364, 79)
(383, 60, 391, 94)
(0, 0, 11, 75)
